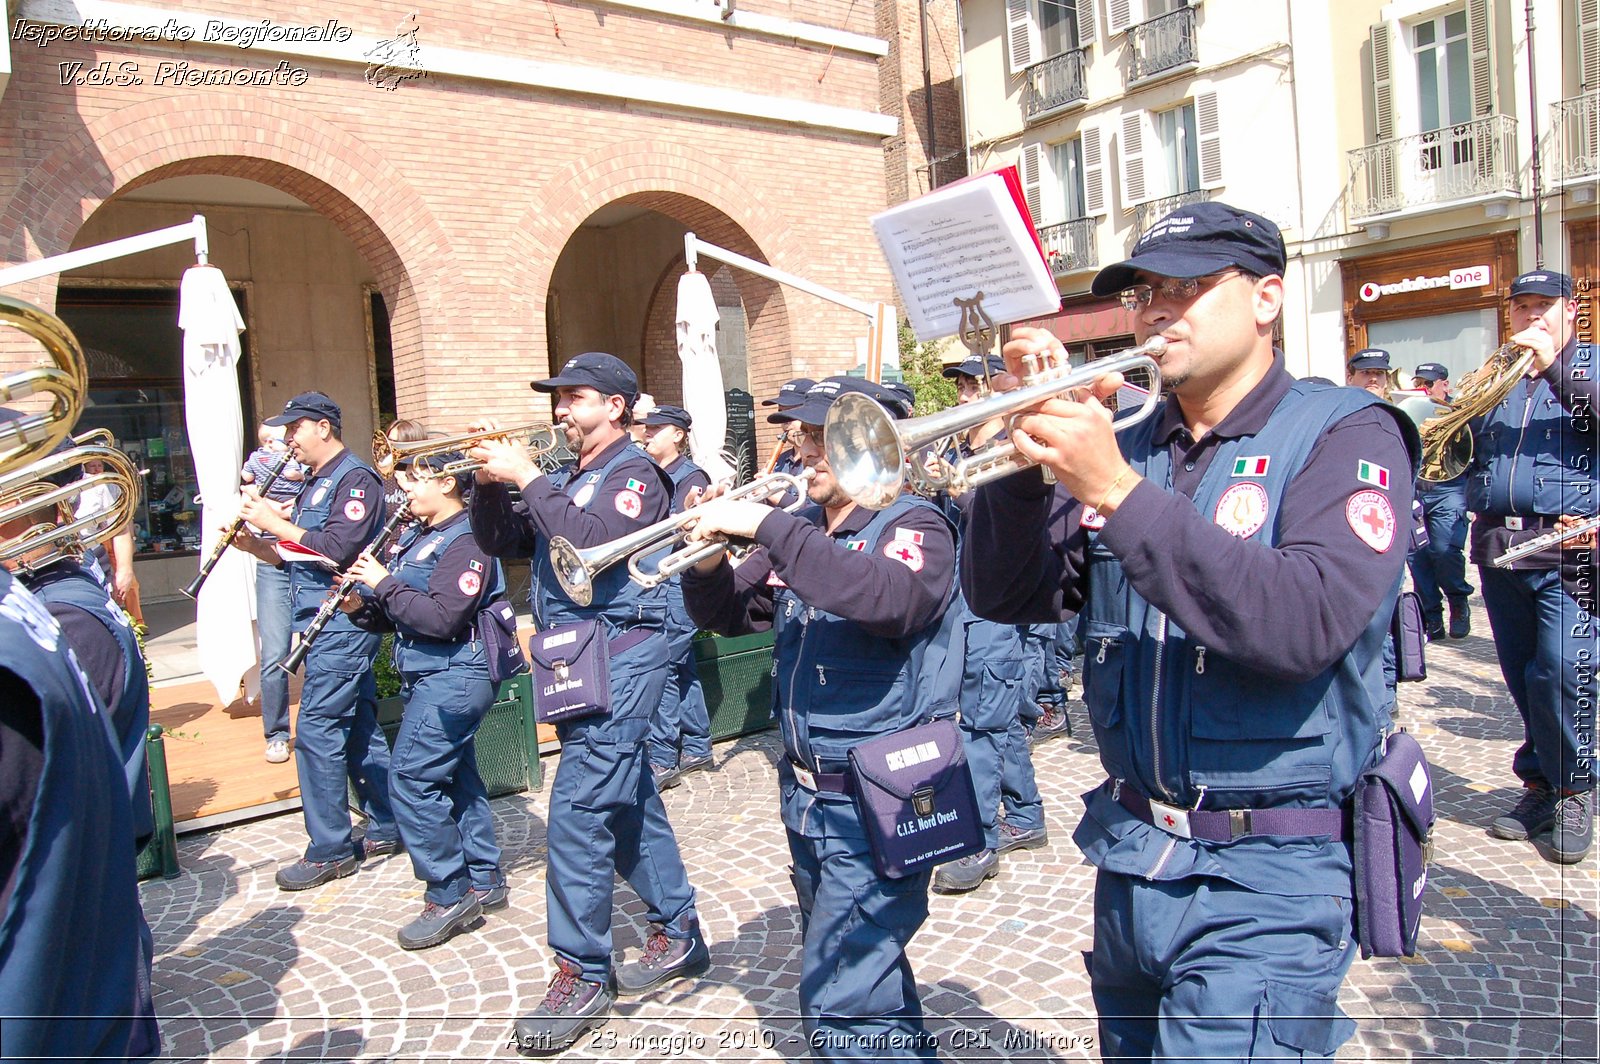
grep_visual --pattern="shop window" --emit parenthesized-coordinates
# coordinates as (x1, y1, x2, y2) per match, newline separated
(1366, 308, 1498, 387)
(56, 286, 254, 558)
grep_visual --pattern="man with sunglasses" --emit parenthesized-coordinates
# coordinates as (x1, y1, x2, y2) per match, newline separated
(962, 202, 1418, 1061)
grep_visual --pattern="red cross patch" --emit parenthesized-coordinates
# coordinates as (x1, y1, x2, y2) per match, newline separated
(614, 490, 643, 518)
(458, 570, 482, 596)
(884, 541, 925, 572)
(1345, 490, 1396, 552)
(343, 499, 366, 521)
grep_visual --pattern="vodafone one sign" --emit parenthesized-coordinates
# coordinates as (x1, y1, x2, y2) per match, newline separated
(1359, 265, 1492, 302)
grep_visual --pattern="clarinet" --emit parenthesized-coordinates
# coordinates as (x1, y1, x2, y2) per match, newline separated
(277, 502, 413, 674)
(182, 448, 296, 600)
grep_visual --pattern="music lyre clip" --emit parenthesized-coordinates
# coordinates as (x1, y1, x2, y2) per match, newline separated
(954, 293, 996, 395)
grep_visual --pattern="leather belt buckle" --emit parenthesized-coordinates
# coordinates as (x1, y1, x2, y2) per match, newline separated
(1505, 516, 1524, 531)
(792, 764, 818, 791)
(1148, 799, 1192, 839)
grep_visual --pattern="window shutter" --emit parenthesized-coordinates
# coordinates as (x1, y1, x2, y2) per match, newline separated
(1006, 0, 1040, 74)
(1082, 125, 1107, 216)
(1370, 21, 1395, 141)
(1076, 0, 1098, 49)
(1466, 0, 1495, 117)
(1019, 142, 1045, 224)
(1120, 111, 1148, 209)
(1580, 0, 1600, 91)
(1195, 92, 1223, 188)
(1107, 0, 1142, 37)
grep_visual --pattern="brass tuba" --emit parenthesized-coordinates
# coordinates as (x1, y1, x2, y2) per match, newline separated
(1417, 343, 1533, 483)
(0, 431, 142, 573)
(0, 294, 91, 472)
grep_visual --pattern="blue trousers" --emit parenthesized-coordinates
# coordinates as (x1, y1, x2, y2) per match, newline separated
(1407, 484, 1473, 621)
(962, 628, 1041, 845)
(293, 627, 398, 863)
(255, 560, 292, 743)
(1034, 621, 1077, 708)
(1090, 871, 1357, 1062)
(648, 583, 711, 768)
(786, 791, 940, 1062)
(391, 666, 502, 905)
(546, 631, 698, 982)
(1480, 565, 1598, 793)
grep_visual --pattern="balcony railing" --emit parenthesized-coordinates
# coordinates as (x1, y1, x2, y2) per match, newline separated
(1348, 114, 1519, 219)
(1134, 189, 1210, 236)
(1549, 95, 1600, 186)
(1025, 48, 1088, 123)
(1127, 6, 1197, 85)
(1038, 217, 1097, 275)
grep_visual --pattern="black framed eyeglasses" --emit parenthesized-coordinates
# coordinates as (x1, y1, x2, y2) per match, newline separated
(1117, 271, 1241, 313)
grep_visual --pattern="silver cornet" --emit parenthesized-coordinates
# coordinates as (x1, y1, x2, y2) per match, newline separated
(825, 337, 1167, 510)
(549, 469, 814, 606)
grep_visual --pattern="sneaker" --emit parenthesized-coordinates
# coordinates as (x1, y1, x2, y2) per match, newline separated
(1550, 791, 1594, 864)
(361, 836, 404, 858)
(1424, 617, 1447, 642)
(511, 959, 615, 1056)
(676, 753, 713, 778)
(1029, 704, 1070, 746)
(1447, 596, 1471, 639)
(474, 884, 511, 912)
(931, 849, 999, 894)
(652, 763, 683, 791)
(397, 894, 483, 950)
(275, 855, 359, 891)
(615, 924, 711, 995)
(996, 819, 1049, 854)
(264, 739, 291, 764)
(1488, 785, 1557, 841)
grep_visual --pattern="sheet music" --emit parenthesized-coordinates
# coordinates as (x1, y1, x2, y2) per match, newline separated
(872, 172, 1059, 342)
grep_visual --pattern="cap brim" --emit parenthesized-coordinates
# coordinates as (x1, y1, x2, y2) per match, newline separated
(530, 373, 591, 392)
(264, 410, 314, 427)
(769, 398, 835, 426)
(1090, 249, 1257, 296)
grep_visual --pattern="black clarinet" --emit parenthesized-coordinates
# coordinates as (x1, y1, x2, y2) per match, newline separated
(277, 503, 413, 674)
(182, 448, 296, 600)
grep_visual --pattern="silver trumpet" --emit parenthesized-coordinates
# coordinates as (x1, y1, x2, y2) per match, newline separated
(549, 469, 814, 606)
(824, 337, 1167, 509)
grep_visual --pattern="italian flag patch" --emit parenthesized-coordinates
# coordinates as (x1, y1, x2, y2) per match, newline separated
(624, 478, 647, 492)
(1357, 461, 1390, 489)
(1231, 456, 1270, 477)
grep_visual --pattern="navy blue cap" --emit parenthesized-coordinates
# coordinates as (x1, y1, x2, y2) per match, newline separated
(1347, 348, 1391, 372)
(532, 352, 639, 400)
(1091, 201, 1287, 296)
(641, 404, 692, 430)
(1412, 362, 1448, 382)
(942, 355, 1006, 380)
(1509, 270, 1573, 299)
(883, 381, 916, 418)
(395, 450, 466, 476)
(761, 377, 817, 408)
(264, 391, 341, 428)
(771, 376, 912, 426)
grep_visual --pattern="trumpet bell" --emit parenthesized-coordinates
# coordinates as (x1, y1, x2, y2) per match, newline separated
(824, 392, 908, 512)
(550, 536, 595, 606)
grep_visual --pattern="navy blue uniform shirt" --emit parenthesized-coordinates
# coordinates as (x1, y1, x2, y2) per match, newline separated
(295, 447, 386, 566)
(663, 456, 712, 513)
(470, 435, 671, 556)
(683, 495, 954, 640)
(963, 360, 1415, 683)
(352, 511, 494, 640)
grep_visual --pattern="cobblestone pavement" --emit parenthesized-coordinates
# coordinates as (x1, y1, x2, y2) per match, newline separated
(140, 598, 1598, 1062)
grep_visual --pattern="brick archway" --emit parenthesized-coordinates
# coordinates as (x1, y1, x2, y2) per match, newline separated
(0, 94, 453, 412)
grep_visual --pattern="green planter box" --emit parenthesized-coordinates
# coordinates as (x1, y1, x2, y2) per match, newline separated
(695, 631, 775, 741)
(136, 725, 180, 881)
(369, 674, 542, 800)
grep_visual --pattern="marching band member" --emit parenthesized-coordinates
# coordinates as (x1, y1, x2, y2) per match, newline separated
(341, 447, 509, 949)
(233, 391, 401, 890)
(963, 203, 1417, 1061)
(682, 375, 960, 1062)
(468, 352, 706, 1055)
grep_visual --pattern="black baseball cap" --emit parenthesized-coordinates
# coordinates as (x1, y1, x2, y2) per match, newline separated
(395, 450, 466, 476)
(761, 377, 817, 408)
(264, 391, 342, 429)
(1091, 201, 1287, 296)
(1509, 270, 1573, 299)
(771, 376, 912, 426)
(1412, 362, 1448, 382)
(641, 404, 692, 431)
(532, 352, 639, 400)
(1347, 349, 1391, 372)
(942, 355, 1006, 380)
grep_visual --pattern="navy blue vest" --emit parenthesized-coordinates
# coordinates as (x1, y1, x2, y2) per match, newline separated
(770, 495, 963, 769)
(387, 515, 505, 674)
(289, 449, 375, 631)
(665, 456, 705, 513)
(528, 442, 669, 633)
(26, 561, 152, 849)
(0, 573, 152, 1060)
(1465, 342, 1597, 518)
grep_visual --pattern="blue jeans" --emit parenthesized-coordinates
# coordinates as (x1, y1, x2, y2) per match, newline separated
(1407, 483, 1473, 620)
(255, 560, 292, 743)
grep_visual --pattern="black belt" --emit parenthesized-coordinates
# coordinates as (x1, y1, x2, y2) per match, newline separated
(1483, 514, 1561, 532)
(1114, 782, 1345, 843)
